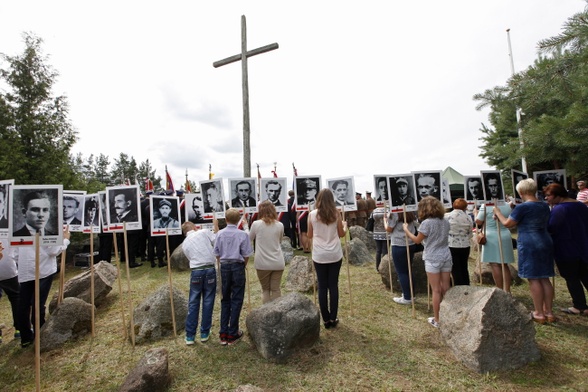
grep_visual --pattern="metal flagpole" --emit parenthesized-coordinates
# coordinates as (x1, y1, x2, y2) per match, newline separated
(507, 28, 527, 173)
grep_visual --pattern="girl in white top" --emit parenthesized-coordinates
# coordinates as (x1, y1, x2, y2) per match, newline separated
(308, 189, 347, 329)
(249, 201, 285, 303)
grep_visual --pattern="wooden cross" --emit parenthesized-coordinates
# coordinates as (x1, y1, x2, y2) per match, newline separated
(213, 15, 279, 177)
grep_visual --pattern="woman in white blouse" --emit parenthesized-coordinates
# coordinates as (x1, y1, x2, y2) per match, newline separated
(444, 198, 473, 285)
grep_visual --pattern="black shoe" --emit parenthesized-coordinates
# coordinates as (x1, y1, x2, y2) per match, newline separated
(151, 262, 156, 268)
(158, 262, 167, 268)
(324, 320, 332, 329)
(330, 319, 339, 328)
(21, 340, 33, 348)
(129, 262, 143, 268)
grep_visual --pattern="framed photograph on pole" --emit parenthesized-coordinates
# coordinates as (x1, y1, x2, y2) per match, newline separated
(413, 171, 443, 202)
(295, 176, 321, 212)
(150, 195, 181, 236)
(388, 174, 417, 212)
(326, 177, 357, 211)
(63, 191, 86, 232)
(0, 179, 15, 237)
(260, 177, 288, 212)
(200, 179, 225, 219)
(534, 169, 566, 202)
(228, 177, 258, 213)
(82, 193, 100, 233)
(373, 175, 390, 207)
(511, 169, 528, 204)
(464, 176, 483, 204)
(106, 185, 142, 232)
(481, 170, 505, 203)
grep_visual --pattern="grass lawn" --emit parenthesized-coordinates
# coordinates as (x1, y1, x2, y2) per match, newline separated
(0, 247, 586, 392)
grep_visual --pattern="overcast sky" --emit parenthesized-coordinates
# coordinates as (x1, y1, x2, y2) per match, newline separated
(1, 0, 583, 196)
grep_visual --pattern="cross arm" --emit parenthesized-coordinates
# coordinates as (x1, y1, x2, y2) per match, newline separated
(213, 43, 279, 68)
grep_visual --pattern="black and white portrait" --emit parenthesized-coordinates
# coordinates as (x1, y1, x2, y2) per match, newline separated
(10, 184, 63, 246)
(441, 177, 452, 207)
(511, 169, 528, 203)
(63, 191, 86, 232)
(327, 177, 357, 211)
(464, 176, 483, 202)
(98, 191, 109, 233)
(413, 171, 442, 202)
(295, 176, 321, 211)
(373, 175, 390, 206)
(150, 195, 181, 236)
(200, 179, 225, 219)
(82, 194, 100, 233)
(534, 169, 566, 201)
(388, 174, 417, 210)
(481, 171, 505, 202)
(229, 178, 257, 213)
(261, 177, 288, 212)
(184, 192, 208, 227)
(0, 180, 14, 234)
(106, 185, 142, 231)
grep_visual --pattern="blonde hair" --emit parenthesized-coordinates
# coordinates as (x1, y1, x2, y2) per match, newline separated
(225, 208, 241, 224)
(182, 221, 195, 236)
(417, 196, 445, 221)
(257, 200, 278, 224)
(315, 189, 338, 225)
(516, 178, 537, 196)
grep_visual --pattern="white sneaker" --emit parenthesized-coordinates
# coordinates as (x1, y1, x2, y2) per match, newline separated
(393, 296, 413, 305)
(427, 317, 439, 328)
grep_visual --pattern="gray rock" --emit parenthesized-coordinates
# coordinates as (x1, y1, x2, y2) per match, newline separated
(471, 263, 522, 286)
(378, 251, 428, 295)
(119, 347, 170, 392)
(440, 286, 541, 373)
(40, 297, 93, 352)
(346, 238, 372, 266)
(349, 226, 375, 252)
(132, 285, 188, 344)
(285, 256, 316, 293)
(281, 239, 294, 265)
(170, 245, 190, 271)
(49, 260, 118, 313)
(246, 292, 320, 363)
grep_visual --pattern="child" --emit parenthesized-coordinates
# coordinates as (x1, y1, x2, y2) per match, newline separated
(403, 196, 451, 328)
(213, 208, 253, 345)
(182, 220, 218, 345)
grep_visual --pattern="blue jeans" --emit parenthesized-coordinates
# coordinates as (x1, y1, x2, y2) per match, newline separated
(392, 245, 416, 300)
(220, 262, 246, 337)
(314, 260, 342, 322)
(185, 267, 217, 338)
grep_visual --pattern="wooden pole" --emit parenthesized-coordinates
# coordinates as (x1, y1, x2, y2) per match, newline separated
(245, 263, 252, 312)
(34, 233, 41, 392)
(342, 207, 353, 317)
(123, 224, 135, 347)
(90, 229, 96, 337)
(113, 232, 127, 339)
(402, 206, 416, 318)
(58, 251, 66, 305)
(165, 231, 177, 338)
(494, 200, 508, 292)
(384, 204, 394, 298)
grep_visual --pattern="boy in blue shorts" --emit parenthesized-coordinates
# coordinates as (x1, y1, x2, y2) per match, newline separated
(213, 208, 253, 345)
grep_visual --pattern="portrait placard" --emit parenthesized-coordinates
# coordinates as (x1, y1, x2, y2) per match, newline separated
(150, 195, 181, 236)
(9, 184, 63, 247)
(295, 176, 321, 212)
(260, 177, 288, 212)
(106, 185, 142, 232)
(0, 179, 15, 238)
(98, 191, 109, 233)
(388, 174, 417, 212)
(63, 191, 86, 233)
(228, 177, 258, 213)
(481, 170, 505, 203)
(413, 171, 443, 202)
(533, 169, 566, 201)
(464, 176, 483, 204)
(82, 193, 101, 233)
(200, 179, 225, 219)
(441, 177, 452, 208)
(327, 176, 357, 212)
(184, 192, 210, 229)
(511, 169, 528, 204)
(373, 175, 390, 208)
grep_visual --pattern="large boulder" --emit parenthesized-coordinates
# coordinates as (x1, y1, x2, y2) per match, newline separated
(349, 226, 375, 252)
(471, 262, 522, 286)
(285, 256, 315, 293)
(440, 286, 541, 373)
(281, 239, 294, 265)
(40, 297, 93, 352)
(170, 245, 190, 271)
(49, 261, 118, 313)
(246, 292, 320, 363)
(132, 285, 188, 344)
(119, 347, 171, 392)
(346, 238, 372, 266)
(378, 251, 428, 295)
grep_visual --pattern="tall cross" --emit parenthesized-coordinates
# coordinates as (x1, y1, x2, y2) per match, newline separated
(213, 15, 279, 177)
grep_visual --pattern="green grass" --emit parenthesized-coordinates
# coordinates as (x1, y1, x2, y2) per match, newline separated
(0, 249, 587, 391)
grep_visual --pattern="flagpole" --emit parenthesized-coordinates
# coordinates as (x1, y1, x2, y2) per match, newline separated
(506, 28, 527, 173)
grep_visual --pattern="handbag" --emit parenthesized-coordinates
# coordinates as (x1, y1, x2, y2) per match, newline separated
(413, 227, 424, 252)
(475, 205, 487, 245)
(366, 215, 375, 232)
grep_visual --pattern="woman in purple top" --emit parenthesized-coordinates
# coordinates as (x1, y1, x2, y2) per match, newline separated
(544, 183, 588, 316)
(494, 179, 555, 324)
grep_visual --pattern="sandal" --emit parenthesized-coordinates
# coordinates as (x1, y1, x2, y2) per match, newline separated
(561, 307, 581, 315)
(530, 312, 546, 324)
(545, 314, 558, 323)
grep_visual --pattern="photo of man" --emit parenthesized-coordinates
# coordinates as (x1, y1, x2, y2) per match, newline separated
(185, 193, 206, 224)
(511, 169, 528, 203)
(374, 176, 389, 203)
(63, 194, 83, 226)
(151, 196, 181, 235)
(414, 172, 442, 201)
(106, 185, 141, 231)
(328, 178, 354, 207)
(83, 195, 100, 227)
(201, 180, 225, 214)
(295, 176, 321, 211)
(261, 178, 288, 212)
(389, 175, 416, 208)
(0, 183, 9, 229)
(481, 171, 505, 201)
(10, 185, 62, 245)
(464, 176, 483, 201)
(230, 179, 256, 209)
(534, 169, 566, 201)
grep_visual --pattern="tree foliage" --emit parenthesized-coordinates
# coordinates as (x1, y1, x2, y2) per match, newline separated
(474, 2, 588, 183)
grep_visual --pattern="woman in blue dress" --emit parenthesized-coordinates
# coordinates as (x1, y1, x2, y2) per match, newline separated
(493, 179, 555, 324)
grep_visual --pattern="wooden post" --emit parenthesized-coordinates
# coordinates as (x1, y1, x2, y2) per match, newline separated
(122, 224, 135, 347)
(494, 200, 508, 292)
(342, 207, 353, 317)
(90, 229, 95, 337)
(34, 233, 41, 392)
(402, 205, 416, 318)
(113, 232, 128, 339)
(213, 15, 278, 177)
(165, 231, 177, 338)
